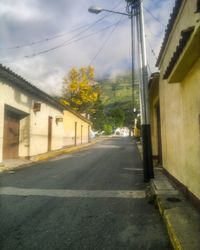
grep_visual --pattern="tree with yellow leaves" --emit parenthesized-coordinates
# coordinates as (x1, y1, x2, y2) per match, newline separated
(60, 66, 99, 114)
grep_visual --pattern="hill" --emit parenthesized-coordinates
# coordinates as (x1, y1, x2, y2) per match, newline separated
(97, 72, 140, 127)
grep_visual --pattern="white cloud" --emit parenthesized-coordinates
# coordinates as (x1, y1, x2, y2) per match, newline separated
(0, 0, 43, 21)
(0, 0, 175, 95)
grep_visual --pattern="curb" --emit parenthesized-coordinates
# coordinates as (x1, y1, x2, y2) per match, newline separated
(151, 184, 182, 250)
(32, 141, 94, 162)
(150, 178, 200, 250)
(154, 194, 182, 250)
(0, 138, 103, 173)
(163, 211, 182, 250)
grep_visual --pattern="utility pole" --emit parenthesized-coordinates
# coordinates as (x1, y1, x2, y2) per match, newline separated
(126, 0, 154, 181)
(88, 0, 154, 181)
(130, 4, 135, 111)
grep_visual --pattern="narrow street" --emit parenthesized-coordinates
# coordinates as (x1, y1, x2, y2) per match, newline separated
(0, 137, 171, 250)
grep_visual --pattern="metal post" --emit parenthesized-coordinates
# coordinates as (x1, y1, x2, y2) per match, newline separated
(88, 1, 154, 181)
(135, 8, 144, 124)
(137, 2, 154, 181)
(131, 7, 135, 110)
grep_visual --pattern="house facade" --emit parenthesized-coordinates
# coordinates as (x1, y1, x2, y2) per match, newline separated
(63, 110, 90, 146)
(151, 0, 200, 204)
(0, 64, 91, 163)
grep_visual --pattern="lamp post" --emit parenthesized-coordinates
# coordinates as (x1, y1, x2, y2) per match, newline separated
(88, 0, 154, 181)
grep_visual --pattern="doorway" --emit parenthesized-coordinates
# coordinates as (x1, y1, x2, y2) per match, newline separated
(3, 109, 20, 159)
(156, 104, 162, 165)
(48, 116, 53, 151)
(74, 122, 77, 146)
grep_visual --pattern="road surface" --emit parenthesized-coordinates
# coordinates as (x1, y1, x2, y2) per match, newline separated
(0, 137, 171, 249)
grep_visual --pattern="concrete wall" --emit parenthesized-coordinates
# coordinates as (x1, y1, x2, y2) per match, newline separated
(0, 81, 65, 162)
(158, 1, 200, 199)
(63, 110, 90, 146)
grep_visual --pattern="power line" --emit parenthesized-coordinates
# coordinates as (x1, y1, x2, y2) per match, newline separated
(89, 16, 124, 65)
(145, 34, 158, 61)
(147, 62, 152, 75)
(143, 6, 166, 27)
(0, 0, 124, 51)
(25, 20, 128, 58)
(0, 19, 128, 63)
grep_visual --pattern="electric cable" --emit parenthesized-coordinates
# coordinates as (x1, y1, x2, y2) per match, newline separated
(0, 19, 128, 63)
(145, 34, 158, 61)
(147, 62, 152, 75)
(0, 0, 124, 50)
(143, 6, 166, 27)
(89, 16, 124, 65)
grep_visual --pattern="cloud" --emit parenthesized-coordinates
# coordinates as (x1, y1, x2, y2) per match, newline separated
(0, 0, 175, 95)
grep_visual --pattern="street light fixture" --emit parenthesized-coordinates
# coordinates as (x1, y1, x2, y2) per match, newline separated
(88, 6, 103, 14)
(88, 1, 154, 181)
(88, 6, 130, 16)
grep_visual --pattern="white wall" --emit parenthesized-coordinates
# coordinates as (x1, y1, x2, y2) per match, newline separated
(29, 102, 64, 156)
(0, 80, 65, 162)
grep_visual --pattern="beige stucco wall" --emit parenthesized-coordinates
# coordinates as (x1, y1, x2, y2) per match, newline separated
(29, 102, 64, 156)
(158, 0, 200, 199)
(0, 81, 65, 162)
(63, 110, 90, 146)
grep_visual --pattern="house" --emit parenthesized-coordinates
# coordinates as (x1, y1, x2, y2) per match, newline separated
(150, 0, 200, 207)
(63, 109, 91, 146)
(0, 64, 91, 163)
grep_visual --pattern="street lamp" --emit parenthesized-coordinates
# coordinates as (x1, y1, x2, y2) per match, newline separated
(88, 1, 154, 181)
(88, 6, 103, 14)
(88, 6, 130, 16)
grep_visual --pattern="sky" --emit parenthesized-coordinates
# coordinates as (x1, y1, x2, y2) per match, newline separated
(0, 0, 175, 96)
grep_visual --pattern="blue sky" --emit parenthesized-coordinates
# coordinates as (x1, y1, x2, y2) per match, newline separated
(0, 0, 175, 95)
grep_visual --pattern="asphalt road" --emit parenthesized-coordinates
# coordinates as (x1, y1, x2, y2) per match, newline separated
(0, 137, 171, 250)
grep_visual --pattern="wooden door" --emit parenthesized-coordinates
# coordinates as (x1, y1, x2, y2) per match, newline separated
(48, 116, 53, 151)
(3, 111, 20, 159)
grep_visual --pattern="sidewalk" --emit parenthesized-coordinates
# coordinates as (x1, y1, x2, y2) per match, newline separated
(136, 142, 200, 250)
(151, 168, 200, 250)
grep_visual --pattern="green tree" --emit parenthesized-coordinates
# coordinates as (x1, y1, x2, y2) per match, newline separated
(90, 98, 106, 131)
(109, 108, 125, 129)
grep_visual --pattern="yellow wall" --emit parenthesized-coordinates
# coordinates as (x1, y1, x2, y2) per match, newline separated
(63, 110, 90, 146)
(158, 0, 200, 199)
(181, 58, 200, 198)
